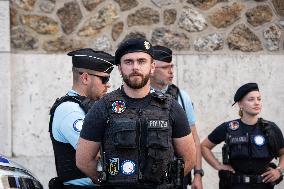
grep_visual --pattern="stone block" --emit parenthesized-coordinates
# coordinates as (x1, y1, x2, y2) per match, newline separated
(115, 0, 138, 11)
(78, 4, 118, 37)
(272, 0, 284, 17)
(82, 0, 105, 11)
(227, 24, 263, 52)
(127, 7, 159, 27)
(151, 28, 190, 50)
(57, 1, 83, 34)
(112, 22, 124, 41)
(21, 15, 59, 35)
(246, 5, 273, 27)
(11, 26, 39, 50)
(91, 35, 112, 51)
(209, 3, 244, 29)
(164, 9, 177, 25)
(10, 0, 36, 11)
(178, 7, 207, 32)
(194, 33, 224, 52)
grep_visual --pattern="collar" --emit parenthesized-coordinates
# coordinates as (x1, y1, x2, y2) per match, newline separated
(67, 89, 80, 97)
(150, 85, 169, 94)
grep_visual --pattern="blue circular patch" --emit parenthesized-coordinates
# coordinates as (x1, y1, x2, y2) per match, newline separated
(111, 100, 126, 114)
(254, 135, 265, 146)
(121, 160, 135, 175)
(73, 119, 84, 132)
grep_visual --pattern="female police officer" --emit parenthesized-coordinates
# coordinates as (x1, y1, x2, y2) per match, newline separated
(201, 83, 284, 189)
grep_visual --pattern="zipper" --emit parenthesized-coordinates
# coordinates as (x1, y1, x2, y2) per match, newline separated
(137, 109, 143, 180)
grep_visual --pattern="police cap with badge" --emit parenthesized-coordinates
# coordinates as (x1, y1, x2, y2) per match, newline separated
(115, 38, 154, 65)
(153, 45, 172, 63)
(68, 48, 114, 74)
(232, 83, 259, 106)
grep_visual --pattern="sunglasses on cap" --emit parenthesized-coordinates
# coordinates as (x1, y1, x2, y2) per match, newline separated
(79, 72, 110, 84)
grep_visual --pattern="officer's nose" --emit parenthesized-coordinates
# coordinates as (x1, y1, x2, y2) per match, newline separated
(169, 67, 173, 74)
(132, 61, 141, 70)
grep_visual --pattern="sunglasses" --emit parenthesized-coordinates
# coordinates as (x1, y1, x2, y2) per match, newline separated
(79, 72, 110, 84)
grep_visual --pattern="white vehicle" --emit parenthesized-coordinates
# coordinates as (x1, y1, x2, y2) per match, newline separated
(0, 155, 43, 189)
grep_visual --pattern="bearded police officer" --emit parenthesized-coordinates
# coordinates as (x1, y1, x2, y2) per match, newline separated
(150, 45, 203, 189)
(201, 83, 284, 189)
(76, 38, 196, 189)
(49, 48, 114, 189)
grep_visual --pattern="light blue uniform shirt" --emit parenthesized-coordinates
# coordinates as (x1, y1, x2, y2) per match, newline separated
(151, 86, 196, 126)
(52, 90, 95, 187)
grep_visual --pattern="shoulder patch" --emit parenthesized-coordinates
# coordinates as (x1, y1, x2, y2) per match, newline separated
(229, 121, 239, 130)
(73, 119, 84, 132)
(111, 100, 126, 113)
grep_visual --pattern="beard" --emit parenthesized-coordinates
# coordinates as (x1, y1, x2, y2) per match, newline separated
(156, 79, 168, 86)
(121, 71, 150, 89)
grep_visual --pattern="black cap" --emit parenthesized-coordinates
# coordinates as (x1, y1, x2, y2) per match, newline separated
(153, 45, 172, 63)
(67, 48, 114, 74)
(232, 83, 259, 106)
(115, 38, 153, 65)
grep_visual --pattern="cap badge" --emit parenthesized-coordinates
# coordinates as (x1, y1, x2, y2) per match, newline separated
(121, 160, 136, 175)
(112, 100, 126, 113)
(144, 41, 150, 50)
(254, 135, 265, 146)
(229, 121, 239, 130)
(108, 158, 119, 176)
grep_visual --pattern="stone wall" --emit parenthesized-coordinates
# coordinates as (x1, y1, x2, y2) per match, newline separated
(10, 0, 284, 53)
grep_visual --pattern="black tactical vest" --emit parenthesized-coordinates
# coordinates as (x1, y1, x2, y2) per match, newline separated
(49, 94, 94, 182)
(102, 89, 175, 187)
(226, 119, 274, 160)
(166, 84, 185, 110)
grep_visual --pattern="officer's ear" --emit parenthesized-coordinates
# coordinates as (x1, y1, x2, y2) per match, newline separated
(150, 59, 155, 75)
(237, 101, 243, 109)
(80, 72, 90, 85)
(118, 64, 122, 75)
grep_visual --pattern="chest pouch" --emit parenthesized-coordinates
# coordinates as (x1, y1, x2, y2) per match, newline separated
(147, 120, 170, 149)
(229, 134, 250, 159)
(111, 118, 137, 149)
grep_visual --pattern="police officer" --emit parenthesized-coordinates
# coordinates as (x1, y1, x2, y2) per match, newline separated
(201, 83, 284, 189)
(76, 38, 196, 189)
(150, 45, 203, 189)
(49, 48, 114, 189)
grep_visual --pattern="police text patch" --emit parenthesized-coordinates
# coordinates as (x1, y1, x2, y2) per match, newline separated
(148, 120, 169, 128)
